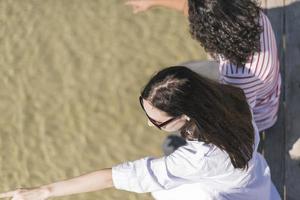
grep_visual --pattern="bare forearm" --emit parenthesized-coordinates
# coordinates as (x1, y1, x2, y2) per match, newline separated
(150, 0, 188, 15)
(44, 169, 113, 198)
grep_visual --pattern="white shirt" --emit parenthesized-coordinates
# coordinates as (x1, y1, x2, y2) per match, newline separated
(112, 118, 281, 200)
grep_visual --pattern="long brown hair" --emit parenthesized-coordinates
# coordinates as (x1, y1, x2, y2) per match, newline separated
(141, 66, 254, 169)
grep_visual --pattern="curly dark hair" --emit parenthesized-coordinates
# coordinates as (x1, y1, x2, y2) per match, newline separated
(188, 0, 262, 66)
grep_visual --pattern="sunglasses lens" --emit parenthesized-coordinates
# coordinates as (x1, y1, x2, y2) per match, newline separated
(139, 96, 178, 130)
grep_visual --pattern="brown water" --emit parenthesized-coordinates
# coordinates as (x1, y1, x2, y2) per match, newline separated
(0, 0, 206, 199)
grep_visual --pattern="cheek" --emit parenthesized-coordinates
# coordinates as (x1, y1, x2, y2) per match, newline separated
(162, 120, 186, 132)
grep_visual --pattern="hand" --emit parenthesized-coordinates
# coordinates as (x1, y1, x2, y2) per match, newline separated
(0, 187, 50, 200)
(125, 0, 154, 14)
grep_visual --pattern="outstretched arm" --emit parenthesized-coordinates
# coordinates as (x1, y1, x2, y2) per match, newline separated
(0, 169, 113, 200)
(125, 0, 188, 16)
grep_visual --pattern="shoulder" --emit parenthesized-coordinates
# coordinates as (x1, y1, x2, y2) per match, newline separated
(165, 141, 222, 172)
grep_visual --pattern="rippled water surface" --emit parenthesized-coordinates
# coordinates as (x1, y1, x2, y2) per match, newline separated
(0, 1, 206, 199)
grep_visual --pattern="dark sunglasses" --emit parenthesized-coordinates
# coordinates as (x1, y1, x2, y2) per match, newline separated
(139, 96, 179, 130)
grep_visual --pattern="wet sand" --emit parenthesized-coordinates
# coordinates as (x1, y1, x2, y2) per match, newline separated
(0, 0, 206, 199)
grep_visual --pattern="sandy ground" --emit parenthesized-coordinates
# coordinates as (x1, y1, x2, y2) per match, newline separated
(0, 0, 206, 199)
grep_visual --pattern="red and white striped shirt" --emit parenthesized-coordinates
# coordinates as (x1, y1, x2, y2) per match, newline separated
(219, 12, 281, 131)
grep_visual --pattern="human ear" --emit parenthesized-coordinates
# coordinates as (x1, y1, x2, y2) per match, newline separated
(183, 115, 191, 121)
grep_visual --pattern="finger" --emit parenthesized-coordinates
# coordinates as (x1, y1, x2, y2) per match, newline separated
(124, 1, 138, 6)
(133, 7, 146, 14)
(12, 197, 23, 200)
(133, 8, 141, 14)
(0, 190, 16, 198)
(12, 196, 23, 200)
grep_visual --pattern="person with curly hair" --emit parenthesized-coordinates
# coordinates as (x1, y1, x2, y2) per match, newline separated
(0, 67, 281, 200)
(125, 0, 281, 135)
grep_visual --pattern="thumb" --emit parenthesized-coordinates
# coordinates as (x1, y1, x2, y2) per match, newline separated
(0, 190, 16, 198)
(133, 6, 147, 14)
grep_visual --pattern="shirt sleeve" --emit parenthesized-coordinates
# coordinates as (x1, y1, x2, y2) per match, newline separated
(112, 144, 211, 193)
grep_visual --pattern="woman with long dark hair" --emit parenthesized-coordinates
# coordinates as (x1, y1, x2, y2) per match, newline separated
(0, 66, 280, 200)
(125, 0, 281, 134)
